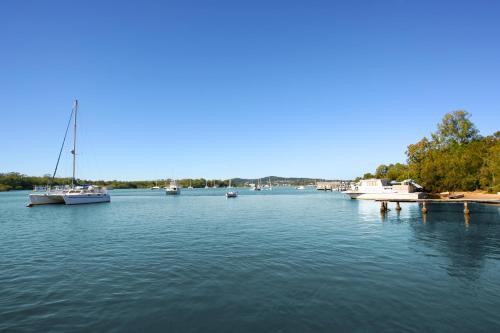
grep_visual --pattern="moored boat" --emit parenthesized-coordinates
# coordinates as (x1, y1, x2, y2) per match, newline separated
(166, 180, 181, 195)
(343, 178, 426, 200)
(225, 191, 238, 198)
(63, 186, 110, 205)
(28, 100, 111, 206)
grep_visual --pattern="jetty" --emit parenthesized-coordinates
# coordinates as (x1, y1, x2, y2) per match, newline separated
(376, 198, 500, 215)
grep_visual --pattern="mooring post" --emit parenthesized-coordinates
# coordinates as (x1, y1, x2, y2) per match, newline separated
(380, 201, 386, 213)
(422, 201, 428, 214)
(395, 202, 401, 211)
(464, 202, 470, 215)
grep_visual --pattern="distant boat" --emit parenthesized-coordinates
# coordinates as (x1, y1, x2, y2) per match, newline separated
(205, 179, 209, 189)
(227, 179, 233, 189)
(225, 191, 238, 198)
(28, 100, 110, 206)
(266, 177, 273, 190)
(296, 186, 305, 190)
(151, 181, 160, 190)
(166, 179, 181, 195)
(252, 179, 262, 191)
(188, 179, 193, 189)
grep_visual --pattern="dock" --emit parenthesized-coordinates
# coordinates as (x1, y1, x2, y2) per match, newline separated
(375, 198, 500, 215)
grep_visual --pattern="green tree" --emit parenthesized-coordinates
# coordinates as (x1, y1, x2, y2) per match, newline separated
(431, 110, 479, 146)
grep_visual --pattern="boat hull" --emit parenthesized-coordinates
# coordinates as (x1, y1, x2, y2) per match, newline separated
(63, 194, 111, 205)
(166, 190, 180, 195)
(343, 192, 426, 200)
(29, 193, 65, 205)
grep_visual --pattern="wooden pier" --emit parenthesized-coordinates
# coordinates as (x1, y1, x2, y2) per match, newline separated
(376, 198, 500, 215)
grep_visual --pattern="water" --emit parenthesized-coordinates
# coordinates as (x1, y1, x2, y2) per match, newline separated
(1, 188, 500, 332)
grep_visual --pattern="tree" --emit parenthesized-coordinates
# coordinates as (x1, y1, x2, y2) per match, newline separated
(375, 164, 389, 178)
(431, 110, 480, 146)
(363, 173, 375, 179)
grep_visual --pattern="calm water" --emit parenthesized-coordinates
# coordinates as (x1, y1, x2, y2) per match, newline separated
(1, 188, 500, 332)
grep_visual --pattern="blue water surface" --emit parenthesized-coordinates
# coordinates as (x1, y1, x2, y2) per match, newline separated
(1, 188, 499, 332)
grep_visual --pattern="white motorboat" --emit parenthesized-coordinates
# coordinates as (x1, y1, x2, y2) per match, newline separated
(166, 180, 181, 195)
(225, 191, 238, 198)
(151, 181, 160, 190)
(28, 100, 111, 206)
(188, 179, 193, 189)
(296, 186, 305, 190)
(343, 178, 426, 200)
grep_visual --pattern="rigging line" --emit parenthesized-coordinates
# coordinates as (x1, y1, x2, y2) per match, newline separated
(50, 108, 75, 185)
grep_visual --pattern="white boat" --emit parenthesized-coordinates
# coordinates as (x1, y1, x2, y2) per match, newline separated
(343, 178, 426, 200)
(296, 186, 305, 190)
(151, 181, 160, 190)
(225, 191, 238, 198)
(28, 100, 110, 206)
(188, 179, 193, 189)
(266, 177, 273, 190)
(227, 179, 233, 189)
(166, 180, 181, 195)
(251, 179, 262, 191)
(205, 179, 209, 189)
(63, 186, 110, 205)
(29, 186, 68, 206)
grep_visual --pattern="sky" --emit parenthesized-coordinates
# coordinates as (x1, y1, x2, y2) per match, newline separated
(1, 0, 499, 180)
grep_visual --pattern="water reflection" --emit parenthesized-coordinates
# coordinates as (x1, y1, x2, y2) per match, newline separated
(409, 203, 500, 281)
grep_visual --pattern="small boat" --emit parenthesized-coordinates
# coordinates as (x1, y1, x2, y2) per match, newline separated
(204, 179, 209, 189)
(151, 181, 160, 190)
(28, 100, 111, 206)
(251, 179, 262, 191)
(225, 191, 238, 198)
(166, 180, 181, 195)
(188, 179, 193, 189)
(296, 186, 305, 190)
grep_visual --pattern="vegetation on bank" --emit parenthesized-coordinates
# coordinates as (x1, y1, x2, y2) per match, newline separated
(357, 111, 499, 193)
(0, 174, 327, 192)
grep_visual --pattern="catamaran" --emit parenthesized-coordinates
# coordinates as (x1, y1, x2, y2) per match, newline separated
(28, 100, 110, 206)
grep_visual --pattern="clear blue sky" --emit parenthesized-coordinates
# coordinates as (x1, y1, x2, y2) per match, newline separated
(1, 0, 499, 180)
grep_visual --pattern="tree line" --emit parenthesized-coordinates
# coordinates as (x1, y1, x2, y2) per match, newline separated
(357, 111, 499, 193)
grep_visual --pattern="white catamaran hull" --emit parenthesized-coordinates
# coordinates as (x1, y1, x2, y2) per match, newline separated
(63, 194, 111, 205)
(29, 193, 65, 205)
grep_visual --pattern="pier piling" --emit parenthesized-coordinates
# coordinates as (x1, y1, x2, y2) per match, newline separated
(422, 202, 428, 214)
(464, 202, 470, 215)
(395, 202, 401, 211)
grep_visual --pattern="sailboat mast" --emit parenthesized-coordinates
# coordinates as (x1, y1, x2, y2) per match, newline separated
(72, 99, 78, 186)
